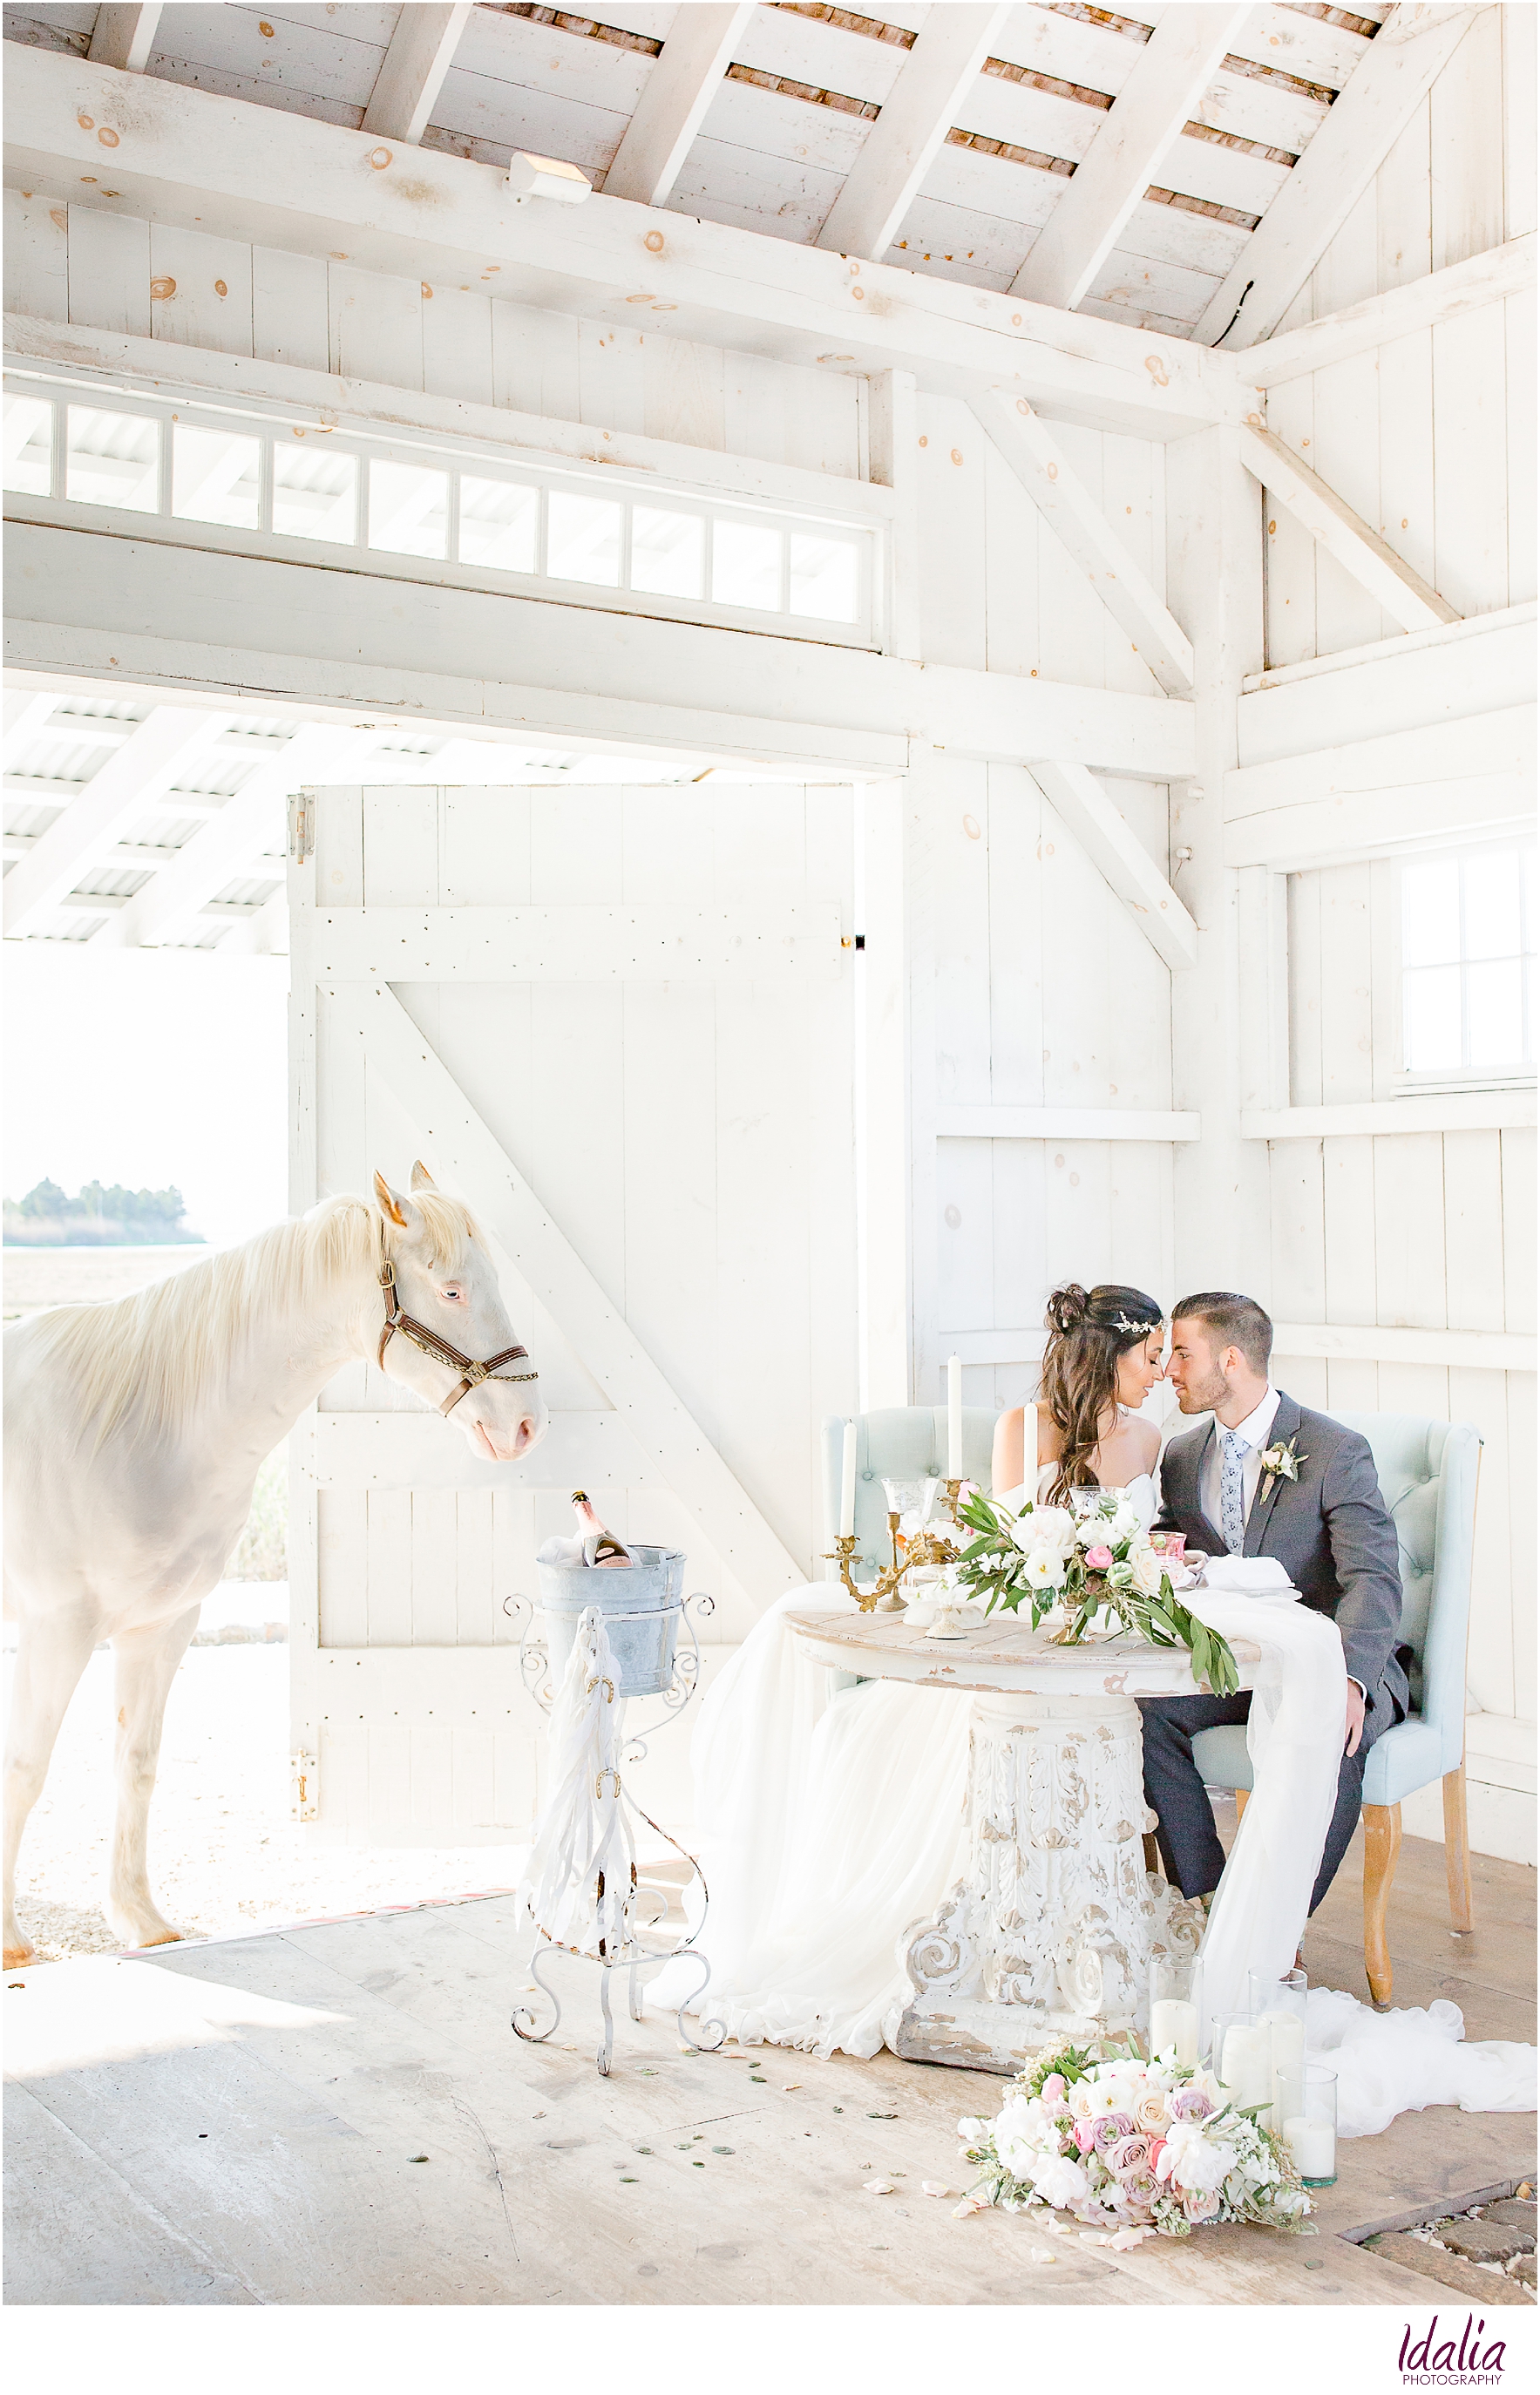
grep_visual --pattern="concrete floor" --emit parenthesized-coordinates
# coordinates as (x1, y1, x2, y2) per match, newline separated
(4, 1818, 1533, 2307)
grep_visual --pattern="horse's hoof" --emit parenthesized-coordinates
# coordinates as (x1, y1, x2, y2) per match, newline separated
(3, 1943, 37, 1971)
(126, 1927, 184, 1951)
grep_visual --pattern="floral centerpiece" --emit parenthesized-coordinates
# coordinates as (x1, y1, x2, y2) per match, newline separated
(950, 1485, 1239, 1697)
(956, 2037, 1311, 2242)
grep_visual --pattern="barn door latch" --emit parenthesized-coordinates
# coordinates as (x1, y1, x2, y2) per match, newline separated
(290, 1751, 319, 1822)
(288, 789, 316, 863)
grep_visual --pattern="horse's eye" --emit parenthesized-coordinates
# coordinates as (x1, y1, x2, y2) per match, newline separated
(442, 1286, 464, 1302)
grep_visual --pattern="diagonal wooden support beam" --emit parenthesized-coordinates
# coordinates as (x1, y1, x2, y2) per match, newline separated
(330, 982, 803, 1598)
(1195, 2, 1479, 349)
(3, 707, 222, 938)
(362, 3, 471, 146)
(92, 723, 363, 951)
(972, 390, 1194, 695)
(1011, 3, 1249, 312)
(1238, 423, 1459, 634)
(1238, 234, 1538, 387)
(1030, 760, 1197, 971)
(602, 3, 754, 207)
(817, 3, 1013, 260)
(87, 3, 161, 73)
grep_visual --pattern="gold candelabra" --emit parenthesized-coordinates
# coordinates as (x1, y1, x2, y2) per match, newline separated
(824, 1478, 966, 1613)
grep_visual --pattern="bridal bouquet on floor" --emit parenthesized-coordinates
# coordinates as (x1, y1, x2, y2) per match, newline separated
(950, 1486, 1240, 1697)
(956, 2037, 1311, 2242)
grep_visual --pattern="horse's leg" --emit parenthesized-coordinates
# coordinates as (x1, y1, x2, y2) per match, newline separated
(3, 1612, 98, 1968)
(105, 1606, 200, 1951)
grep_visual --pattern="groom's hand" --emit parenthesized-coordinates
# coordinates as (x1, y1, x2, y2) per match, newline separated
(1344, 1682, 1367, 1757)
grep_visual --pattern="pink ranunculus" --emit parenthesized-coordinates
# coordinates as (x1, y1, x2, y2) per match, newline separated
(1145, 2136, 1167, 2179)
(1073, 2118, 1097, 2154)
(1040, 2073, 1067, 2102)
(1084, 1544, 1115, 1571)
(1170, 2087, 1214, 2122)
(1183, 2188, 1223, 2225)
(1093, 2112, 1136, 2149)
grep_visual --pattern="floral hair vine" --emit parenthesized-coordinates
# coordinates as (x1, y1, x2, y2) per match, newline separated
(1104, 1313, 1160, 1337)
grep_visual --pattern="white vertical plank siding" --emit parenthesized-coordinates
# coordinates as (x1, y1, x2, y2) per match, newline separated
(147, 223, 253, 356)
(253, 246, 329, 371)
(422, 285, 494, 403)
(66, 205, 150, 335)
(329, 263, 424, 389)
(3, 190, 69, 322)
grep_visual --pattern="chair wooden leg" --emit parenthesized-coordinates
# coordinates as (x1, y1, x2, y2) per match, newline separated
(1234, 1788, 1249, 1822)
(1362, 1801, 1401, 2010)
(1442, 1764, 1475, 1934)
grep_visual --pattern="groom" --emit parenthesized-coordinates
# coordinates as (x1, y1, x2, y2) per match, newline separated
(1141, 1292, 1407, 1914)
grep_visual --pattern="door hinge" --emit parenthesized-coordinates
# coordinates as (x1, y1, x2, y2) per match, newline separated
(288, 789, 316, 863)
(290, 1750, 318, 1821)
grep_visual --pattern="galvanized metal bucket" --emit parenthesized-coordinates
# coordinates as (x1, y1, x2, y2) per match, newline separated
(534, 1545, 688, 1700)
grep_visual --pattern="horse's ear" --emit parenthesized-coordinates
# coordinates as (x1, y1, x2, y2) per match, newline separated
(372, 1169, 409, 1228)
(410, 1159, 437, 1192)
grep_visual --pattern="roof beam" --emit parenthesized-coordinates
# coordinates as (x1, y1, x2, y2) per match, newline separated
(971, 389, 1194, 695)
(1030, 760, 1198, 971)
(1195, 3, 1480, 350)
(3, 707, 221, 937)
(1238, 422, 1459, 634)
(602, 3, 754, 207)
(3, 49, 1238, 438)
(1010, 3, 1250, 312)
(3, 689, 59, 765)
(91, 722, 363, 950)
(87, 4, 162, 74)
(817, 3, 1014, 260)
(362, 3, 471, 146)
(1238, 233, 1537, 387)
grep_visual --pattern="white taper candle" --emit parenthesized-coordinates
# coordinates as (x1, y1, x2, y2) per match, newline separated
(946, 1354, 962, 1478)
(838, 1420, 858, 1538)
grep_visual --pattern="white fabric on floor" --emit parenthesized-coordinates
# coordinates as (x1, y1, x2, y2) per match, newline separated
(1306, 1986, 1537, 2137)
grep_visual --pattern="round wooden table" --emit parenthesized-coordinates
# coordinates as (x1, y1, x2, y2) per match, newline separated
(782, 1601, 1261, 2076)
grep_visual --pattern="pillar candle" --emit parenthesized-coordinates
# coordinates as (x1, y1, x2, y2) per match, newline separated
(946, 1354, 962, 1478)
(1260, 2008, 1306, 2127)
(838, 1420, 858, 1539)
(1149, 1998, 1199, 2068)
(1221, 2024, 1272, 2112)
(1282, 2116, 1336, 2181)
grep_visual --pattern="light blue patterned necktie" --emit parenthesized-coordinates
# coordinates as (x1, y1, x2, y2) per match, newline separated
(1220, 1428, 1248, 1557)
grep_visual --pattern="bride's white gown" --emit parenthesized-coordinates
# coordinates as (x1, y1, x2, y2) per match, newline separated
(654, 1462, 1133, 2059)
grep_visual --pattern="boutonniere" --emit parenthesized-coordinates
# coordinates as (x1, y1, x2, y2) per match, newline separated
(1258, 1435, 1306, 1486)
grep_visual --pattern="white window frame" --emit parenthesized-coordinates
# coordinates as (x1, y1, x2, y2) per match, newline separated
(1380, 833, 1538, 1100)
(3, 369, 883, 651)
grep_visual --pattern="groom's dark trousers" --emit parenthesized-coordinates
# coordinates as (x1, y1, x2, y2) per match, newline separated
(1140, 1392, 1407, 1914)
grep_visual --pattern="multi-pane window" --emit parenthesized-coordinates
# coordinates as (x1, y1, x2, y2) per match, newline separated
(1401, 845, 1537, 1076)
(4, 380, 875, 643)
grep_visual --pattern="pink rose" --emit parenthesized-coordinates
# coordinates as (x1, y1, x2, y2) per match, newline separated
(1041, 2073, 1067, 2102)
(1085, 1544, 1115, 1571)
(1183, 2188, 1222, 2224)
(1145, 2136, 1167, 2179)
(1073, 2118, 1097, 2154)
(1108, 2135, 1152, 2180)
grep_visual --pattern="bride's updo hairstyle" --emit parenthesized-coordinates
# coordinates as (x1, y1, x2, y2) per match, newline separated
(1038, 1282, 1163, 1504)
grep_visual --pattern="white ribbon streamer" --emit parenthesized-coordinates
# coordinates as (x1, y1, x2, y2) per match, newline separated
(519, 1606, 635, 1957)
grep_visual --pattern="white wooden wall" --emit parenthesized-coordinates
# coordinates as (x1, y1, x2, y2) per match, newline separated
(2, 191, 865, 479)
(1262, 6, 1536, 665)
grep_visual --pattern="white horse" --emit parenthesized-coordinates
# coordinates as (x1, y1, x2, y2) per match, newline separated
(3, 1164, 546, 1968)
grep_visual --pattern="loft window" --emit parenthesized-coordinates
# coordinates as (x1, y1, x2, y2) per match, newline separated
(1401, 845, 1537, 1078)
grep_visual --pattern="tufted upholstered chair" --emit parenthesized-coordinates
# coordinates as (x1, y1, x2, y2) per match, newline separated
(1191, 1413, 1481, 2009)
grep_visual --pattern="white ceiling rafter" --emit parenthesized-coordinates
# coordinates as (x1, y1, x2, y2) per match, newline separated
(1238, 423, 1459, 634)
(816, 3, 1015, 260)
(2, 708, 226, 940)
(1194, 2, 1480, 348)
(362, 3, 473, 146)
(971, 388, 1194, 695)
(87, 4, 162, 75)
(1009, 4, 1252, 311)
(602, 3, 756, 207)
(90, 721, 367, 952)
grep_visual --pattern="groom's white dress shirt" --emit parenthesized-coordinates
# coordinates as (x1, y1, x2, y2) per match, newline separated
(1197, 1386, 1280, 1532)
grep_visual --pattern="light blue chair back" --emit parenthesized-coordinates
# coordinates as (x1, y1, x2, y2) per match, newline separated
(1191, 1413, 1481, 1807)
(820, 1408, 998, 1584)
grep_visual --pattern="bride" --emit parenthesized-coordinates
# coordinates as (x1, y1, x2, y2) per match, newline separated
(655, 1284, 1168, 2059)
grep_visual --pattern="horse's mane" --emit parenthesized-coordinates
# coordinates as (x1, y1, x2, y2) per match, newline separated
(25, 1190, 481, 1449)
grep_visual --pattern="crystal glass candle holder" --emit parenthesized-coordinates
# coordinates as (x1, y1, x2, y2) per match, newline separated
(1277, 2065, 1337, 2186)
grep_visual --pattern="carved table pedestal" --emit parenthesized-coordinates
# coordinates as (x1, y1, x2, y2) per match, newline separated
(782, 1605, 1258, 2075)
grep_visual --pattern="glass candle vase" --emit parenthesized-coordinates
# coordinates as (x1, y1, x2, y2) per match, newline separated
(1148, 1950, 1201, 2068)
(1215, 2012, 1272, 2115)
(1277, 2065, 1337, 2186)
(1250, 1970, 1307, 2131)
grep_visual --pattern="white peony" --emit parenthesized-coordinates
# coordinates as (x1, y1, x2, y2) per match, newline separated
(1027, 1504, 1077, 1555)
(1028, 2154, 1090, 2208)
(1024, 1547, 1068, 1590)
(1105, 1498, 1141, 1541)
(1157, 2120, 1231, 2193)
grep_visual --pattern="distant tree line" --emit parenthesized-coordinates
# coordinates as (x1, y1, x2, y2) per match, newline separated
(3, 1178, 205, 1247)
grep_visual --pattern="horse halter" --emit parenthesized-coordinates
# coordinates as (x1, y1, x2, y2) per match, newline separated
(377, 1259, 538, 1418)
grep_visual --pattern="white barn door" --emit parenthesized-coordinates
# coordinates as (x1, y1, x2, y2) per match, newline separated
(288, 783, 856, 1842)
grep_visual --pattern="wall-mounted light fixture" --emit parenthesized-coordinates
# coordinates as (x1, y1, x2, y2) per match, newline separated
(507, 152, 592, 204)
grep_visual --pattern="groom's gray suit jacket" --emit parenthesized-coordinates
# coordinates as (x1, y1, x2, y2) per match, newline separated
(1155, 1393, 1408, 1743)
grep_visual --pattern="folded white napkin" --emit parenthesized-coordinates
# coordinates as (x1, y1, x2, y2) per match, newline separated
(1200, 1556, 1299, 1598)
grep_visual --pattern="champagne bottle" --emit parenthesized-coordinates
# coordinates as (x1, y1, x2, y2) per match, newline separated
(572, 1489, 631, 1569)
